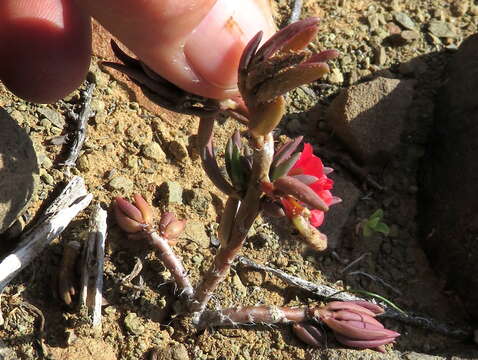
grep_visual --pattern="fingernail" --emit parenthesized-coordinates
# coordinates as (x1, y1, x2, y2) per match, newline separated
(184, 0, 274, 90)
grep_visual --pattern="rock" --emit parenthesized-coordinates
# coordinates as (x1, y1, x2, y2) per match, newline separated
(151, 343, 189, 360)
(232, 274, 247, 297)
(403, 353, 446, 360)
(142, 142, 166, 162)
(168, 138, 189, 161)
(393, 11, 416, 30)
(108, 176, 134, 192)
(328, 68, 344, 84)
(373, 46, 387, 66)
(421, 34, 478, 320)
(37, 107, 65, 129)
(0, 109, 39, 234)
(400, 30, 420, 43)
(428, 20, 457, 38)
(450, 0, 469, 17)
(159, 181, 183, 204)
(123, 312, 144, 335)
(183, 221, 209, 248)
(326, 77, 415, 163)
(321, 173, 361, 249)
(184, 188, 211, 215)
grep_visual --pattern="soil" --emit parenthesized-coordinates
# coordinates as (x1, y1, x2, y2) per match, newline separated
(1, 1, 478, 359)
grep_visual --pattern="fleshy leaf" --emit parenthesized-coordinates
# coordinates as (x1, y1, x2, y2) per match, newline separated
(256, 62, 329, 103)
(248, 96, 286, 137)
(274, 176, 329, 212)
(271, 152, 301, 181)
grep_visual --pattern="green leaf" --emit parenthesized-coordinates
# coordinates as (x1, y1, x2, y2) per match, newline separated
(362, 224, 373, 238)
(270, 152, 301, 181)
(370, 209, 384, 221)
(375, 222, 390, 236)
(230, 144, 246, 190)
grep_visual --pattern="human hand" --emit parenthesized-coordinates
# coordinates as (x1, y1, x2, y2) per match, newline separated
(0, 0, 275, 103)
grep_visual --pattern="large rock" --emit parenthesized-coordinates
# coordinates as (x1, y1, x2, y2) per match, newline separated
(321, 173, 361, 249)
(420, 34, 478, 319)
(326, 77, 415, 163)
(0, 109, 38, 234)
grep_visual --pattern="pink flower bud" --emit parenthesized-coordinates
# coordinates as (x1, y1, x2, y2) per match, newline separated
(162, 219, 186, 240)
(113, 197, 144, 234)
(317, 301, 399, 352)
(133, 194, 153, 225)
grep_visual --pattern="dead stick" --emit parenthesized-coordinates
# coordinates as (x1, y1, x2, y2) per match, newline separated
(237, 256, 471, 339)
(63, 83, 95, 169)
(79, 203, 107, 331)
(191, 134, 274, 313)
(0, 176, 93, 291)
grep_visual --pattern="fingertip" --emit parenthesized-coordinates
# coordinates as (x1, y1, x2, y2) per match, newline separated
(0, 0, 92, 103)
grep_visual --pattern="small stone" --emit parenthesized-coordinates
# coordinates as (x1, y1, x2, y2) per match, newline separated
(451, 0, 469, 16)
(232, 274, 247, 297)
(393, 11, 416, 30)
(124, 313, 144, 335)
(77, 156, 90, 172)
(428, 20, 457, 38)
(238, 269, 264, 287)
(373, 46, 387, 66)
(151, 343, 189, 360)
(40, 170, 54, 185)
(142, 142, 166, 162)
(191, 254, 204, 265)
(108, 176, 134, 192)
(328, 68, 344, 84)
(400, 30, 420, 42)
(386, 22, 402, 35)
(183, 221, 209, 248)
(184, 188, 211, 215)
(40, 155, 53, 169)
(9, 110, 25, 125)
(159, 181, 183, 204)
(168, 138, 189, 161)
(37, 107, 65, 129)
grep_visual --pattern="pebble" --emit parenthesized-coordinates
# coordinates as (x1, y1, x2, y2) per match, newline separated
(328, 67, 344, 84)
(123, 312, 144, 335)
(184, 188, 211, 215)
(393, 11, 416, 30)
(400, 30, 420, 43)
(108, 175, 134, 192)
(40, 171, 54, 186)
(77, 156, 90, 172)
(373, 46, 387, 65)
(168, 138, 189, 161)
(37, 107, 64, 129)
(142, 142, 166, 162)
(183, 221, 209, 248)
(428, 20, 457, 38)
(451, 0, 469, 17)
(232, 274, 247, 297)
(159, 181, 183, 204)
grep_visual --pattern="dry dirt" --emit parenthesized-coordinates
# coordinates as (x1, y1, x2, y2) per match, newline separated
(1, 0, 478, 359)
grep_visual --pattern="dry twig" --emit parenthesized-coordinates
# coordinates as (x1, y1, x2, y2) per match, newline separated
(79, 203, 107, 331)
(0, 176, 93, 292)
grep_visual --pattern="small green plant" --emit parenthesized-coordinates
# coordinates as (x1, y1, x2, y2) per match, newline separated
(360, 209, 390, 237)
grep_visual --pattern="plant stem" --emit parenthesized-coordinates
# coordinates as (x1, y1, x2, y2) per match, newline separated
(194, 305, 311, 329)
(191, 134, 274, 313)
(147, 231, 193, 298)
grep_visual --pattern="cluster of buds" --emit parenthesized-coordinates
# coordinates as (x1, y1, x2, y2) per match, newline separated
(293, 301, 400, 352)
(238, 18, 338, 140)
(113, 194, 185, 242)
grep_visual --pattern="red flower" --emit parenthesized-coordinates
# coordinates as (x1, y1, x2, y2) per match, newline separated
(282, 143, 335, 227)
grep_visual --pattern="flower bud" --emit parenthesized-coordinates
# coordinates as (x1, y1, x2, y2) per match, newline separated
(292, 322, 323, 348)
(113, 197, 145, 233)
(162, 219, 186, 240)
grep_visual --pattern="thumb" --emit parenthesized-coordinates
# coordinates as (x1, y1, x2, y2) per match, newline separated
(80, 0, 275, 99)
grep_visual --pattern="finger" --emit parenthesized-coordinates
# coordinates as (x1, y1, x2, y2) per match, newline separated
(79, 0, 275, 99)
(0, 0, 91, 103)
